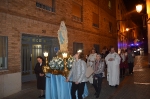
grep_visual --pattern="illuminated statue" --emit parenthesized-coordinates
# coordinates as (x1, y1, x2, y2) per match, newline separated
(57, 21, 68, 52)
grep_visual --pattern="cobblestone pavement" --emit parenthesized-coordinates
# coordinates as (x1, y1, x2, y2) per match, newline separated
(3, 56, 150, 99)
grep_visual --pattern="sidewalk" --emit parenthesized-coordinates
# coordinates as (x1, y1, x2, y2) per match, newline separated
(3, 55, 150, 99)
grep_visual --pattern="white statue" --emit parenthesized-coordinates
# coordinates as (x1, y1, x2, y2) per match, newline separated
(57, 21, 68, 52)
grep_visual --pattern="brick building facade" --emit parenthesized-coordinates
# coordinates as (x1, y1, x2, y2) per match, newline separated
(0, 0, 118, 98)
(116, 0, 139, 53)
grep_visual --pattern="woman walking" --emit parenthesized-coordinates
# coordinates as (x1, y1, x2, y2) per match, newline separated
(120, 49, 127, 78)
(92, 54, 105, 98)
(66, 53, 88, 99)
(34, 56, 46, 98)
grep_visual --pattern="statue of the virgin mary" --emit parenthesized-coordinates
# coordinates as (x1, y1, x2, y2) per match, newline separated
(57, 21, 68, 52)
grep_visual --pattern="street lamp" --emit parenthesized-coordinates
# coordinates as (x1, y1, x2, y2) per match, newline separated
(126, 28, 129, 31)
(136, 4, 143, 13)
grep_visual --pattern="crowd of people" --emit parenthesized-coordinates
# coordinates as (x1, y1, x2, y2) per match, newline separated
(66, 46, 135, 99)
(34, 46, 135, 99)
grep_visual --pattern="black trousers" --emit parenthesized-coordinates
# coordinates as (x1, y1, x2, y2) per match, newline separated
(120, 68, 125, 77)
(71, 82, 85, 99)
(93, 76, 103, 96)
(128, 62, 134, 74)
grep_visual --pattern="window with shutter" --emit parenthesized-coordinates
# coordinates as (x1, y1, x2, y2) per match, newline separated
(36, 0, 55, 12)
(72, 1, 82, 22)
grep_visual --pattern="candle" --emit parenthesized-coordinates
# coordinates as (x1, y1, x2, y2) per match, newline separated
(62, 53, 67, 58)
(77, 50, 82, 53)
(44, 52, 48, 57)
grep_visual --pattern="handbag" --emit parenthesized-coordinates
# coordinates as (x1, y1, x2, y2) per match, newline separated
(85, 66, 94, 78)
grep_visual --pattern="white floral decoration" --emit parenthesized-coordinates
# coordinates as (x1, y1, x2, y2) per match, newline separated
(49, 56, 74, 70)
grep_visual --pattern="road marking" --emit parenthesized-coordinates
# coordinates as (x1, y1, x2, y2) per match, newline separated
(134, 82, 150, 85)
(133, 69, 144, 71)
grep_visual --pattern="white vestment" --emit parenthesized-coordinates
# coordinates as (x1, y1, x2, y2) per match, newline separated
(87, 53, 97, 84)
(105, 52, 121, 86)
(87, 53, 97, 66)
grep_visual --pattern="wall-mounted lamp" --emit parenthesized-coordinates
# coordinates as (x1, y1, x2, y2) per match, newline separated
(126, 28, 129, 31)
(136, 4, 143, 13)
(136, 3, 150, 24)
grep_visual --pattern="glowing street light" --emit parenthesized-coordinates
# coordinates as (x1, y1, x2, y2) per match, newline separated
(126, 28, 129, 31)
(136, 4, 143, 13)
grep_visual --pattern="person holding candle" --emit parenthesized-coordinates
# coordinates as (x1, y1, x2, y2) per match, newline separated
(66, 53, 88, 99)
(34, 56, 46, 98)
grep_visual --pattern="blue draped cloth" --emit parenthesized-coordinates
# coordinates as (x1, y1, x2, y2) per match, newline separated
(46, 73, 88, 99)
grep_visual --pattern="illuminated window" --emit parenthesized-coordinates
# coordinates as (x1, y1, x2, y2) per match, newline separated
(0, 36, 8, 70)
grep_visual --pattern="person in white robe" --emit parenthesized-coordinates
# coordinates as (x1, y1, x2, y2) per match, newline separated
(105, 47, 121, 87)
(87, 49, 97, 84)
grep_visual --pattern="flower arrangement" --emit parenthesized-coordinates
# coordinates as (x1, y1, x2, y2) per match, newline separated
(67, 56, 74, 69)
(49, 57, 64, 70)
(49, 55, 74, 70)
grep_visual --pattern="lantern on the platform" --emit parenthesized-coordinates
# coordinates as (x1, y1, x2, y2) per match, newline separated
(62, 52, 69, 77)
(43, 52, 50, 73)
